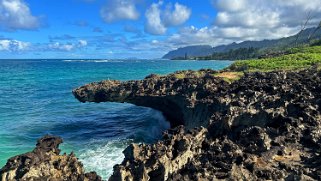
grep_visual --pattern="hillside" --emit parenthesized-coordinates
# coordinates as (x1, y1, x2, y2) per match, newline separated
(163, 27, 321, 60)
(228, 45, 321, 72)
(162, 45, 213, 59)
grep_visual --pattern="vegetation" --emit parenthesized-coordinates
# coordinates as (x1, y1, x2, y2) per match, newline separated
(172, 70, 205, 79)
(228, 45, 321, 71)
(198, 47, 260, 60)
(164, 26, 321, 60)
(213, 72, 244, 83)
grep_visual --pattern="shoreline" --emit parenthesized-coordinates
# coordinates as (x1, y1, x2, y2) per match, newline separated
(2, 67, 321, 180)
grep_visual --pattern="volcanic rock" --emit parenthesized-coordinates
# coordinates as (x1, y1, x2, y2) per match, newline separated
(0, 135, 101, 181)
(73, 68, 321, 180)
(3, 67, 321, 180)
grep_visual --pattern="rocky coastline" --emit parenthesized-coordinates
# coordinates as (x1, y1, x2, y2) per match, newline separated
(2, 68, 321, 180)
(0, 135, 101, 181)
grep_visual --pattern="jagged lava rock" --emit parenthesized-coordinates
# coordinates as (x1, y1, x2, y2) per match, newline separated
(3, 68, 321, 181)
(109, 126, 207, 181)
(0, 135, 102, 181)
(74, 68, 321, 180)
(72, 69, 226, 128)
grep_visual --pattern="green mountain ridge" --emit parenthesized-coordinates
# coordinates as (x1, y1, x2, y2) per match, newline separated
(163, 27, 321, 60)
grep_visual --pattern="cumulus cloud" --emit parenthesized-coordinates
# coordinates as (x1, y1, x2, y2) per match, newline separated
(144, 2, 166, 35)
(213, 0, 321, 38)
(166, 26, 225, 47)
(78, 40, 87, 47)
(100, 0, 139, 23)
(0, 39, 30, 51)
(162, 3, 191, 26)
(0, 0, 40, 31)
(48, 40, 87, 51)
(145, 2, 191, 35)
(48, 42, 74, 51)
(163, 0, 321, 50)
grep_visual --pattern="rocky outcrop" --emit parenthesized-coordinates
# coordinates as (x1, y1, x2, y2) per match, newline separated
(3, 68, 321, 180)
(72, 69, 227, 128)
(109, 126, 207, 181)
(73, 68, 321, 180)
(0, 135, 101, 181)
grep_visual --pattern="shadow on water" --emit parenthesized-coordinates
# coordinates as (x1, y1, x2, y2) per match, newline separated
(46, 103, 170, 179)
(49, 103, 170, 145)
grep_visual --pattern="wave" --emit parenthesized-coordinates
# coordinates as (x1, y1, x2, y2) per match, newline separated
(78, 139, 129, 179)
(62, 59, 124, 63)
(145, 109, 170, 140)
(77, 109, 170, 180)
(63, 60, 86, 62)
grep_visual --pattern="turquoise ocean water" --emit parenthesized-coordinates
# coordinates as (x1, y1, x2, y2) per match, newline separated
(0, 59, 232, 179)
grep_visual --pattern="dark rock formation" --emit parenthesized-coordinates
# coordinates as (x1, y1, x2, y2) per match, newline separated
(109, 126, 207, 181)
(0, 135, 102, 181)
(73, 68, 321, 180)
(72, 69, 226, 128)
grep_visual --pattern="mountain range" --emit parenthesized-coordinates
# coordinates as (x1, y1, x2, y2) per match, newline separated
(162, 27, 321, 59)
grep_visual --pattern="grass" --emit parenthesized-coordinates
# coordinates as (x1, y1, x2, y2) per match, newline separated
(173, 71, 206, 79)
(174, 73, 186, 79)
(213, 72, 244, 83)
(171, 70, 244, 83)
(228, 45, 321, 72)
(171, 45, 321, 84)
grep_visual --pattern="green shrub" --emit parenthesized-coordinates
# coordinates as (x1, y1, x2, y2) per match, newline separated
(229, 46, 321, 71)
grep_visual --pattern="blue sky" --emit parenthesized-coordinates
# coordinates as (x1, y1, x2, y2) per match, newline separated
(1, 0, 321, 59)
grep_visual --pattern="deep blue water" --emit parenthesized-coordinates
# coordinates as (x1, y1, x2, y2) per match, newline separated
(0, 59, 232, 179)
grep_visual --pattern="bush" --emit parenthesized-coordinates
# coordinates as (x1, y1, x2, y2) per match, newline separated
(228, 46, 321, 71)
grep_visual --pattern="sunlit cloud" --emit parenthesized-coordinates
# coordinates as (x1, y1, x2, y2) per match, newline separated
(0, 0, 41, 31)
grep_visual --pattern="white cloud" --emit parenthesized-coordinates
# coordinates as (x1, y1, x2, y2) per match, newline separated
(162, 3, 191, 26)
(214, 0, 321, 30)
(151, 40, 159, 44)
(100, 0, 139, 23)
(216, 11, 280, 29)
(48, 40, 88, 51)
(144, 2, 191, 35)
(163, 0, 321, 49)
(0, 0, 40, 31)
(78, 40, 87, 47)
(0, 40, 10, 50)
(0, 39, 30, 51)
(49, 42, 74, 51)
(215, 0, 247, 12)
(144, 2, 166, 35)
(166, 26, 226, 47)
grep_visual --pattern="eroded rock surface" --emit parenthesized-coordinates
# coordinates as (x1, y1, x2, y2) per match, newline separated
(0, 135, 101, 181)
(73, 69, 227, 128)
(74, 68, 321, 180)
(2, 68, 321, 181)
(109, 126, 207, 181)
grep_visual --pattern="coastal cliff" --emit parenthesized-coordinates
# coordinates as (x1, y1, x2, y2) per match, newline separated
(72, 68, 321, 180)
(72, 69, 228, 129)
(2, 68, 321, 180)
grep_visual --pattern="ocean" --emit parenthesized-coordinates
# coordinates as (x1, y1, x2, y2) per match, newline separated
(0, 59, 232, 179)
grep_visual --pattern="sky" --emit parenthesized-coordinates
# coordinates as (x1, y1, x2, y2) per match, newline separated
(0, 0, 321, 59)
